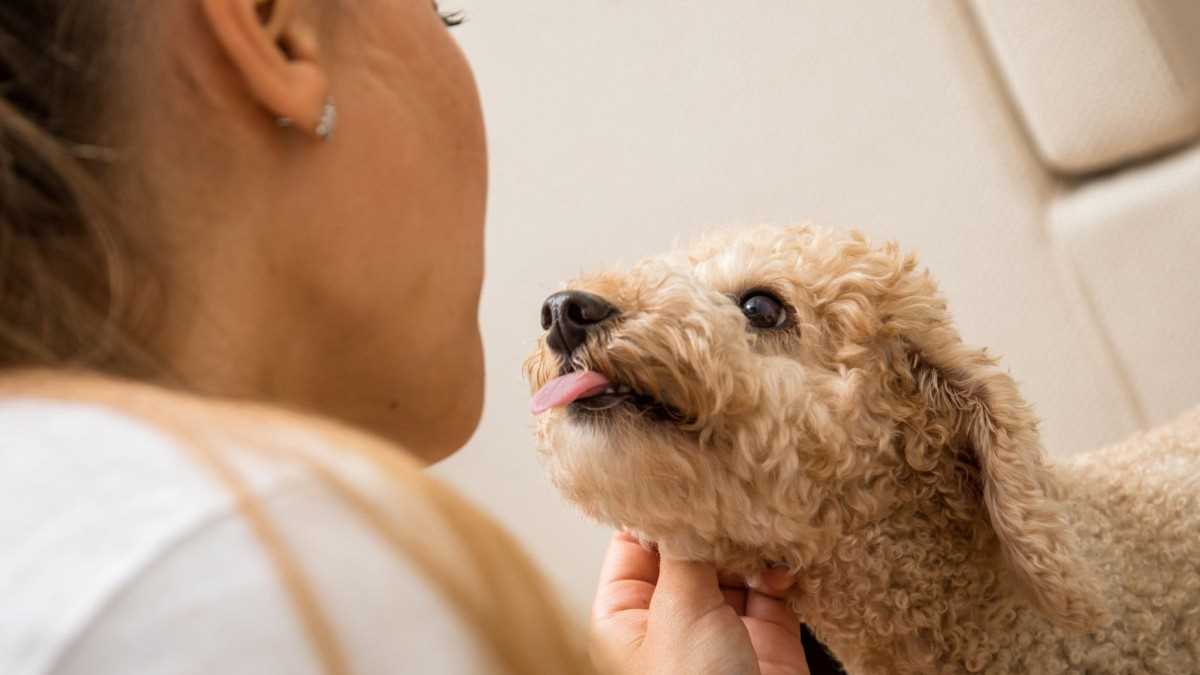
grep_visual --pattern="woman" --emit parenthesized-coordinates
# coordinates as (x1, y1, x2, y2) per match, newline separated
(0, 1, 811, 673)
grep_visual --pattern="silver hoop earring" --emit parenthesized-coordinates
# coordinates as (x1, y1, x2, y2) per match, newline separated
(315, 97, 337, 141)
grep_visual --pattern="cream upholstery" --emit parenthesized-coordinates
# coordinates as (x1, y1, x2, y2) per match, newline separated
(1051, 145, 1200, 426)
(435, 2, 1200, 615)
(970, 0, 1200, 174)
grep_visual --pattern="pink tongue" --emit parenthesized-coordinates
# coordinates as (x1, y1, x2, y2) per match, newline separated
(531, 371, 611, 414)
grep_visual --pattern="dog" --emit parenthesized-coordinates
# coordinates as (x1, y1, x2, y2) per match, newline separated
(524, 225, 1200, 674)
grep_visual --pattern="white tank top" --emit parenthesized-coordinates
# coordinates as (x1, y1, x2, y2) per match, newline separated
(0, 398, 492, 675)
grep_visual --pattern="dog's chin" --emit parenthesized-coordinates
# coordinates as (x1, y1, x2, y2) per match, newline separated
(566, 387, 689, 427)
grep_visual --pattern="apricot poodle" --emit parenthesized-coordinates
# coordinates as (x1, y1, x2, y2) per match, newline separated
(525, 225, 1200, 674)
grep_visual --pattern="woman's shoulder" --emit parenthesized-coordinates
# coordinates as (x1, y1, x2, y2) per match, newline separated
(0, 371, 436, 515)
(0, 376, 493, 675)
(0, 377, 422, 535)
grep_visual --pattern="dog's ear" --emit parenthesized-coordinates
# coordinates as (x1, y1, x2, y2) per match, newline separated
(900, 322, 1108, 631)
(848, 241, 1107, 629)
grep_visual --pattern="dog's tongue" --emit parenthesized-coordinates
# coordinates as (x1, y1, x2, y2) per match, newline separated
(531, 371, 610, 414)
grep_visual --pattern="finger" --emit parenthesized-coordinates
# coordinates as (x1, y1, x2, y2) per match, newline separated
(598, 531, 660, 586)
(653, 556, 725, 615)
(718, 570, 746, 588)
(721, 586, 748, 615)
(593, 532, 660, 619)
(751, 566, 797, 598)
(744, 589, 802, 638)
(755, 641, 812, 675)
(743, 596, 809, 675)
(745, 619, 811, 675)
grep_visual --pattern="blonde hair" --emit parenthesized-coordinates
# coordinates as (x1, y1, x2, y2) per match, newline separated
(1, 370, 597, 675)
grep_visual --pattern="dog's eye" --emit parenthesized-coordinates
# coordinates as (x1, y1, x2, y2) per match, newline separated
(739, 292, 788, 329)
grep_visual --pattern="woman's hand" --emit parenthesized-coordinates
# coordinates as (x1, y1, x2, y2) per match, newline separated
(591, 532, 810, 675)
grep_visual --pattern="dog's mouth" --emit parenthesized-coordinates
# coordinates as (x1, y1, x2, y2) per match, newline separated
(531, 368, 687, 423)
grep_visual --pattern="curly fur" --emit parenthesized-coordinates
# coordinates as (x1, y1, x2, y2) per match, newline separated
(524, 225, 1200, 674)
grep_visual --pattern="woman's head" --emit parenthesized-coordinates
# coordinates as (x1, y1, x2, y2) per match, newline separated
(0, 0, 488, 461)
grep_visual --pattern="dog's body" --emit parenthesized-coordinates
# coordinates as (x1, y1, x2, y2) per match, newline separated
(525, 226, 1200, 674)
(792, 418, 1200, 675)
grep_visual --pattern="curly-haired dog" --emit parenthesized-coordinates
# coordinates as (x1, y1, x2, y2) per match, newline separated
(524, 225, 1200, 674)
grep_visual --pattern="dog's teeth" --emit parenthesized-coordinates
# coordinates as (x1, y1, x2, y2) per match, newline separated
(605, 387, 616, 394)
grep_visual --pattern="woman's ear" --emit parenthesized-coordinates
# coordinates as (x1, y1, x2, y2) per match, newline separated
(201, 0, 329, 136)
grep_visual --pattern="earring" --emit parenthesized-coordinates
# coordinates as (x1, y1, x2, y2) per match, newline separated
(274, 97, 335, 141)
(315, 97, 337, 141)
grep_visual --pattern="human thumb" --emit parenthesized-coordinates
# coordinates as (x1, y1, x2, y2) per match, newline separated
(651, 556, 725, 617)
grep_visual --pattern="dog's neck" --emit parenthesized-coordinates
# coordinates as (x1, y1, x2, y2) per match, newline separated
(797, 467, 1043, 674)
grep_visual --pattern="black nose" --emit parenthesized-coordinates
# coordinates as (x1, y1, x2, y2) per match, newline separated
(541, 290, 618, 356)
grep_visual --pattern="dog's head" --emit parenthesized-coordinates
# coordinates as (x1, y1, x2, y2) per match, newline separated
(525, 225, 1103, 629)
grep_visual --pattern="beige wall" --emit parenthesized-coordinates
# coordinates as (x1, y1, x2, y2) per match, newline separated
(433, 1, 1144, 616)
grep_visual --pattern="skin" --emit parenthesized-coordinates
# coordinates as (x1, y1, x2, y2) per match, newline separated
(92, 0, 813, 671)
(594, 533, 811, 675)
(121, 0, 488, 461)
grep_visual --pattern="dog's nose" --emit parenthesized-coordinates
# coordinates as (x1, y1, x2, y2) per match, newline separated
(541, 290, 618, 356)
